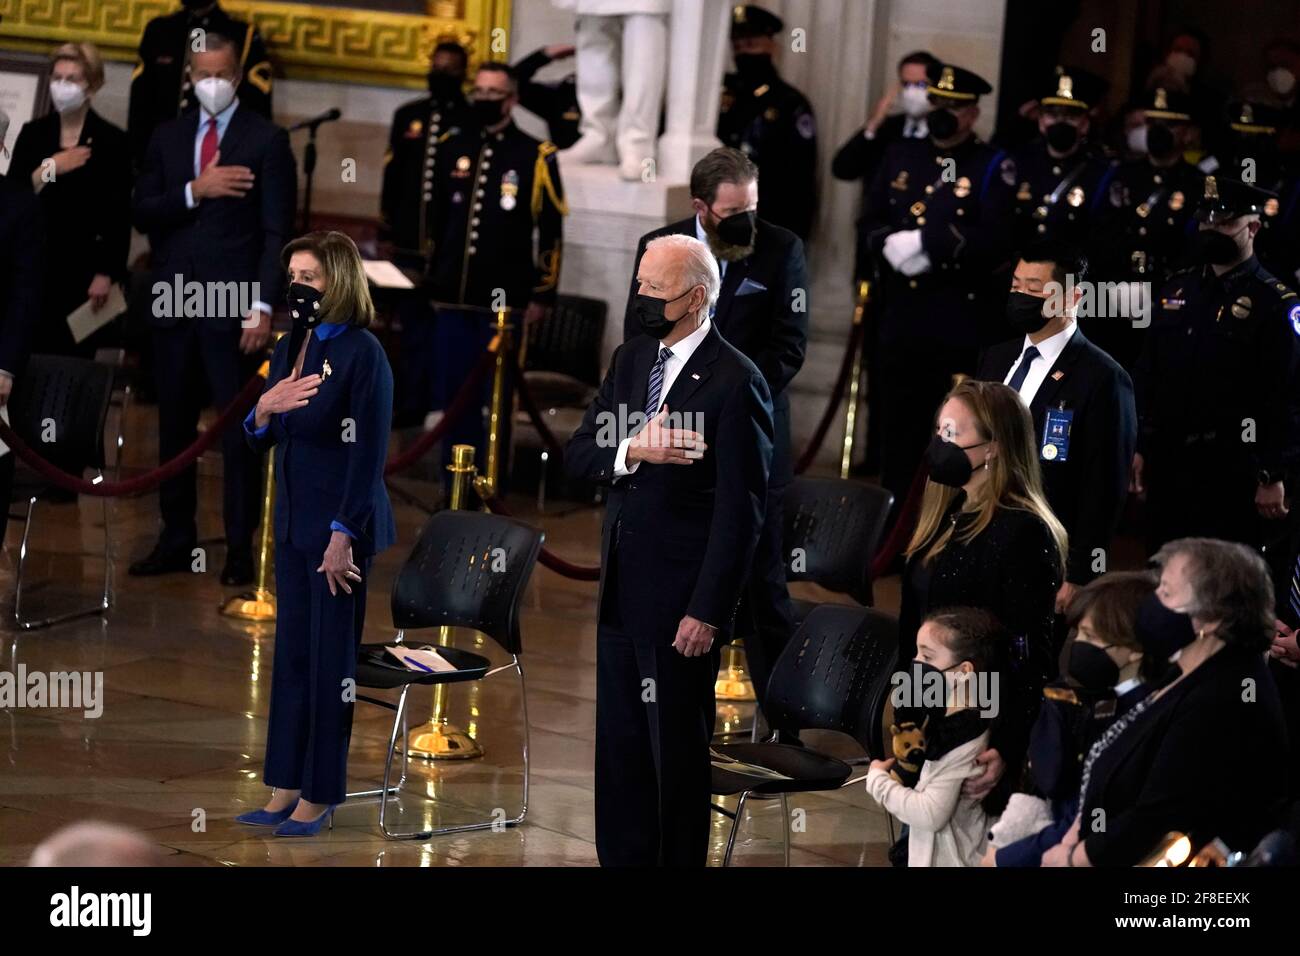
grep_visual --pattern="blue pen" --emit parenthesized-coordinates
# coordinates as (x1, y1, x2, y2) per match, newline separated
(404, 654, 434, 673)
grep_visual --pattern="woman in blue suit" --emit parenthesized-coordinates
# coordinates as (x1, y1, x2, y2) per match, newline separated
(236, 230, 396, 836)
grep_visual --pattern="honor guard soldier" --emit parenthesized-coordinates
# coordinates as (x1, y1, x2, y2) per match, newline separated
(1010, 66, 1112, 253)
(514, 45, 581, 149)
(1089, 87, 1203, 368)
(1132, 176, 1300, 557)
(717, 5, 817, 240)
(1200, 100, 1300, 287)
(380, 41, 475, 268)
(858, 61, 1016, 507)
(424, 62, 567, 482)
(127, 0, 272, 167)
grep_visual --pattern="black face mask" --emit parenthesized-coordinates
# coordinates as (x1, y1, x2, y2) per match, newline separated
(634, 288, 694, 340)
(1192, 226, 1245, 265)
(1044, 120, 1080, 153)
(895, 660, 954, 729)
(734, 53, 775, 85)
(471, 97, 505, 126)
(1005, 290, 1049, 335)
(1135, 592, 1197, 660)
(1068, 641, 1120, 692)
(286, 282, 324, 328)
(712, 208, 757, 248)
(427, 71, 463, 101)
(1146, 122, 1177, 159)
(925, 434, 987, 487)
(928, 107, 959, 141)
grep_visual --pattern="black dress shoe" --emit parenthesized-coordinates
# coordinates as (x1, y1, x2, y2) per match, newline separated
(221, 550, 255, 587)
(128, 542, 194, 577)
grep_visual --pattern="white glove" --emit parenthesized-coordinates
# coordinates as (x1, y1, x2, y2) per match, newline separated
(897, 251, 932, 276)
(882, 229, 924, 270)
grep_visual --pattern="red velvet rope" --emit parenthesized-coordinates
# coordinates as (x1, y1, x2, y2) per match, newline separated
(793, 319, 864, 476)
(869, 459, 929, 580)
(477, 491, 601, 581)
(383, 350, 495, 476)
(0, 372, 265, 497)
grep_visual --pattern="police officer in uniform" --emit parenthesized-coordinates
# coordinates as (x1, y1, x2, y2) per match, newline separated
(717, 5, 817, 241)
(1089, 87, 1203, 369)
(127, 0, 272, 167)
(858, 62, 1016, 508)
(381, 42, 475, 267)
(1132, 176, 1300, 557)
(1009, 67, 1111, 254)
(1200, 101, 1300, 288)
(425, 62, 567, 483)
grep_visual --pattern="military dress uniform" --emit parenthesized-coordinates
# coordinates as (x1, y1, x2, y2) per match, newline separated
(1009, 68, 1112, 253)
(1134, 177, 1300, 554)
(858, 63, 1016, 506)
(127, 3, 273, 166)
(424, 119, 567, 481)
(717, 5, 817, 240)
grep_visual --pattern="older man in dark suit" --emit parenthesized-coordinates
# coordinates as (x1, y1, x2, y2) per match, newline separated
(977, 240, 1136, 615)
(622, 147, 806, 727)
(0, 174, 45, 550)
(571, 233, 774, 866)
(130, 29, 296, 585)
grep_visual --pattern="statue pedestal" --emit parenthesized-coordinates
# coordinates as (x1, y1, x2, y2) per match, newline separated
(556, 161, 694, 357)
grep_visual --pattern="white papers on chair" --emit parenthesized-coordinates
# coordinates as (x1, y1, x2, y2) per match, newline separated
(362, 259, 415, 289)
(66, 284, 127, 345)
(0, 405, 9, 459)
(709, 748, 793, 780)
(384, 644, 459, 673)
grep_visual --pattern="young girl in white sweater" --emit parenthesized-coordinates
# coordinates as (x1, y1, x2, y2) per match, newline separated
(866, 607, 1001, 866)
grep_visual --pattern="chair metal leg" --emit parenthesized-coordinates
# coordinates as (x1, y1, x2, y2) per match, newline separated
(781, 792, 791, 867)
(722, 791, 751, 867)
(372, 655, 530, 840)
(13, 496, 36, 628)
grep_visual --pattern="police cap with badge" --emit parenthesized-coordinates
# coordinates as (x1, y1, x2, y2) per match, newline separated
(926, 62, 994, 104)
(1038, 65, 1107, 116)
(1194, 173, 1275, 225)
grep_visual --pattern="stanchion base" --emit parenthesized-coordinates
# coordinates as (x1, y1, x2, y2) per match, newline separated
(715, 672, 756, 701)
(407, 721, 483, 760)
(219, 588, 276, 622)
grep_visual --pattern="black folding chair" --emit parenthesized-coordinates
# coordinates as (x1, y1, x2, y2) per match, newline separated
(711, 604, 898, 865)
(7, 355, 114, 629)
(783, 476, 894, 625)
(348, 510, 543, 840)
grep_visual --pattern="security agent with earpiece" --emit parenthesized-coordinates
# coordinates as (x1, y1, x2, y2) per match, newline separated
(1008, 66, 1112, 254)
(1132, 176, 1300, 557)
(857, 61, 1017, 511)
(127, 0, 273, 169)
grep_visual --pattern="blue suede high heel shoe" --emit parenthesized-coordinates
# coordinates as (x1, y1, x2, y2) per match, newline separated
(273, 805, 337, 837)
(235, 804, 298, 827)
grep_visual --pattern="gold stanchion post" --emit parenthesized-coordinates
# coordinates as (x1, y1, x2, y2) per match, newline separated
(221, 354, 277, 621)
(477, 308, 513, 501)
(840, 280, 870, 480)
(407, 443, 484, 760)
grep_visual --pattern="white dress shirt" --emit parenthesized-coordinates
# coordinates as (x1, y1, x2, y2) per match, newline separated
(613, 316, 712, 477)
(1004, 321, 1077, 406)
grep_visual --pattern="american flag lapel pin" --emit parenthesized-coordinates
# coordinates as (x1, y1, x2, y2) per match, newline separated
(322, 358, 333, 380)
(1051, 370, 1064, 381)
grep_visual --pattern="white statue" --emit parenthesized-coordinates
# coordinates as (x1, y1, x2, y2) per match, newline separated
(551, 0, 670, 179)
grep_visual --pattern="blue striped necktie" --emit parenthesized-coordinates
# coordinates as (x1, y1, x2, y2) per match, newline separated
(645, 345, 672, 418)
(1289, 552, 1300, 620)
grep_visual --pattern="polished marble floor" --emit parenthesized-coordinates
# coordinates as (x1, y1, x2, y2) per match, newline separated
(0, 406, 897, 867)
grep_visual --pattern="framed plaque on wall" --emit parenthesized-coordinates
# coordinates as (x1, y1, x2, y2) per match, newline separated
(0, 51, 49, 176)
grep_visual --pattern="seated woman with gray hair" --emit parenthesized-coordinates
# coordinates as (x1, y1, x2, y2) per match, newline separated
(1041, 538, 1290, 866)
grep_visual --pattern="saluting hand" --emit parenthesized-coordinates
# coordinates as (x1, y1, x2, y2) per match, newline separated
(627, 405, 707, 466)
(255, 368, 321, 428)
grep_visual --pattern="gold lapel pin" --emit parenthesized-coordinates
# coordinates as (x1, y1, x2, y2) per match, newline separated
(321, 359, 333, 380)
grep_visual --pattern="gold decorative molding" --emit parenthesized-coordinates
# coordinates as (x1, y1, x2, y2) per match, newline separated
(0, 1, 513, 88)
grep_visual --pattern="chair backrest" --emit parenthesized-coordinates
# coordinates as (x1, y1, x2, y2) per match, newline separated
(763, 604, 899, 757)
(390, 510, 544, 655)
(783, 477, 894, 606)
(9, 354, 114, 473)
(524, 294, 607, 388)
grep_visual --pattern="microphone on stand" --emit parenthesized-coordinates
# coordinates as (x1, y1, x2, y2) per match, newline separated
(288, 109, 342, 232)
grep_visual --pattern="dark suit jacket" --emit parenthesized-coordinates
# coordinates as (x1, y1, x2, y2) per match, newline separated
(9, 109, 131, 292)
(1081, 645, 1289, 866)
(0, 178, 44, 376)
(622, 217, 806, 485)
(565, 325, 774, 635)
(246, 324, 397, 559)
(133, 105, 296, 329)
(977, 328, 1136, 586)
